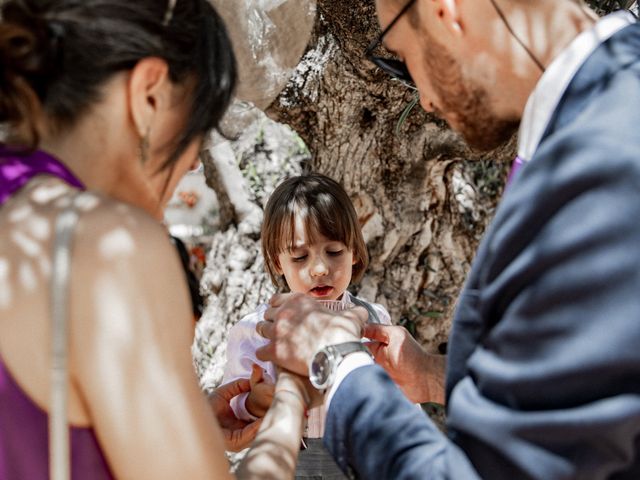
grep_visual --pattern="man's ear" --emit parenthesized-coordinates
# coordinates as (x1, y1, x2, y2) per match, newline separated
(128, 57, 171, 138)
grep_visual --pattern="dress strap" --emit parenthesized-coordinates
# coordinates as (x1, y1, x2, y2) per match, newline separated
(349, 296, 382, 324)
(49, 194, 81, 480)
(0, 146, 85, 205)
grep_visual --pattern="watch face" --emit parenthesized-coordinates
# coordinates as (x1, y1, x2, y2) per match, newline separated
(310, 351, 331, 388)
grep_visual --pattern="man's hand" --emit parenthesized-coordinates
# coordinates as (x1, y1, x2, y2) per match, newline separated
(364, 324, 446, 404)
(209, 378, 262, 451)
(255, 293, 367, 376)
(246, 364, 275, 418)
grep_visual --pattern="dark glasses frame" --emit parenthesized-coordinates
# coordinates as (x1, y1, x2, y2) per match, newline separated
(365, 0, 417, 85)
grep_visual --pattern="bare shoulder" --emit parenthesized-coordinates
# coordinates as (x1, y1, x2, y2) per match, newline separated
(58, 194, 231, 479)
(72, 191, 175, 264)
(68, 191, 193, 369)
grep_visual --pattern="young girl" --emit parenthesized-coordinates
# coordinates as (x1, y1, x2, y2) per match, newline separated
(223, 173, 391, 478)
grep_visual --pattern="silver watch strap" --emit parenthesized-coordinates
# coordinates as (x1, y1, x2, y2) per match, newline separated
(329, 341, 370, 359)
(50, 194, 80, 480)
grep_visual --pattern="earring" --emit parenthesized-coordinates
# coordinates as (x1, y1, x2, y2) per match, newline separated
(138, 128, 150, 164)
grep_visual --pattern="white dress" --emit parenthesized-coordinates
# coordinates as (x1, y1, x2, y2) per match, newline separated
(222, 291, 392, 438)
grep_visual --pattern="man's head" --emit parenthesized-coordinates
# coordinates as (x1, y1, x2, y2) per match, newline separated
(372, 0, 592, 150)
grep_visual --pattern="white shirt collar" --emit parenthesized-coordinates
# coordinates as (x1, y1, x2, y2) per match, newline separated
(517, 11, 636, 162)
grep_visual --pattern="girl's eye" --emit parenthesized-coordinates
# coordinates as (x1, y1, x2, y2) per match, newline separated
(292, 255, 307, 262)
(327, 250, 343, 256)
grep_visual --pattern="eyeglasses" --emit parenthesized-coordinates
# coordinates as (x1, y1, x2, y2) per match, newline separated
(365, 0, 417, 86)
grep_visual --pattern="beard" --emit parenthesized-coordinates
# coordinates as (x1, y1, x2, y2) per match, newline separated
(422, 32, 520, 151)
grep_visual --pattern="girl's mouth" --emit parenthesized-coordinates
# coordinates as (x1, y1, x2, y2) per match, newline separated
(310, 285, 334, 298)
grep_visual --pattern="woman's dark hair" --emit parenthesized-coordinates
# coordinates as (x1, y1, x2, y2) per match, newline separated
(0, 0, 236, 167)
(261, 173, 369, 290)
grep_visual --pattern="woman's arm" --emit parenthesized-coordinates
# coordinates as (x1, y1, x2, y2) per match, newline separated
(236, 372, 310, 480)
(72, 205, 233, 479)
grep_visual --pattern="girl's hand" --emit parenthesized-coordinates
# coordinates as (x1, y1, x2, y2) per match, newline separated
(245, 364, 275, 418)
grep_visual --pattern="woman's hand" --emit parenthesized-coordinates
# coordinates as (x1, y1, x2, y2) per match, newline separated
(210, 379, 263, 452)
(275, 367, 325, 409)
(235, 370, 310, 478)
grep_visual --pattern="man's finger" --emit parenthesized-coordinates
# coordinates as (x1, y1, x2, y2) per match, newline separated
(363, 340, 385, 358)
(363, 324, 391, 343)
(255, 342, 276, 363)
(256, 320, 274, 339)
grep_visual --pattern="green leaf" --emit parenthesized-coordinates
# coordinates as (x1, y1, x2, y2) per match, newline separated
(395, 93, 420, 136)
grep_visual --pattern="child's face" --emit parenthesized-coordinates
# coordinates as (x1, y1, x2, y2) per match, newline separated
(276, 216, 355, 301)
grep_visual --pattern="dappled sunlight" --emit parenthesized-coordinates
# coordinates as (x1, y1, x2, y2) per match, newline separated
(8, 203, 32, 223)
(93, 276, 137, 348)
(98, 228, 136, 259)
(90, 265, 215, 465)
(36, 255, 51, 278)
(18, 261, 37, 292)
(74, 192, 100, 212)
(22, 215, 50, 241)
(31, 181, 70, 204)
(10, 229, 43, 258)
(511, 9, 551, 69)
(0, 258, 11, 309)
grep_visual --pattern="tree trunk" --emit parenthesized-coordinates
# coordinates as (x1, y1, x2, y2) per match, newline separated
(266, 0, 515, 353)
(193, 0, 518, 388)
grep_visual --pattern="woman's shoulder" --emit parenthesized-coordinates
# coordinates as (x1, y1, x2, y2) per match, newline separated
(70, 191, 191, 343)
(68, 191, 182, 284)
(74, 192, 170, 253)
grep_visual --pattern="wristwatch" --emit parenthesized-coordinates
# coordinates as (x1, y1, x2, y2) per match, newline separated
(309, 341, 371, 391)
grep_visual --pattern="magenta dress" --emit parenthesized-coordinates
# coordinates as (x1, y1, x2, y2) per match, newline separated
(0, 146, 114, 479)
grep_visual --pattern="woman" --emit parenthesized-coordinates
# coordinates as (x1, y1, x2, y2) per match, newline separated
(0, 0, 310, 478)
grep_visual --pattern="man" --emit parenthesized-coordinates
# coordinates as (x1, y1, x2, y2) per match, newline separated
(256, 0, 640, 478)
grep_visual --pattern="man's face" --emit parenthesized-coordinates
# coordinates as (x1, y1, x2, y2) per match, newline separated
(376, 0, 519, 151)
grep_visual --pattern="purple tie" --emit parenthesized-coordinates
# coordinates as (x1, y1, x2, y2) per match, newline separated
(505, 155, 526, 188)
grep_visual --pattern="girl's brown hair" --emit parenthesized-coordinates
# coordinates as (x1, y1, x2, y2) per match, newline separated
(261, 173, 369, 289)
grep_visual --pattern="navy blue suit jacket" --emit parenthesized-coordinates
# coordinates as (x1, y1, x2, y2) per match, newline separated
(325, 21, 640, 480)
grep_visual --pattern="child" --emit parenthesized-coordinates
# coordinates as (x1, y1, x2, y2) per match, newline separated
(223, 173, 391, 478)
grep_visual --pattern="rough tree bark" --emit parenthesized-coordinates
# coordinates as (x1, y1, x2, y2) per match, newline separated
(266, 0, 515, 352)
(195, 0, 633, 389)
(193, 0, 517, 389)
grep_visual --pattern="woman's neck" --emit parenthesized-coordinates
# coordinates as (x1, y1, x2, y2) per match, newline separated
(38, 120, 164, 219)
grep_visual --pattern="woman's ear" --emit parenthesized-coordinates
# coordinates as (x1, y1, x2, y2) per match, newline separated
(128, 57, 171, 139)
